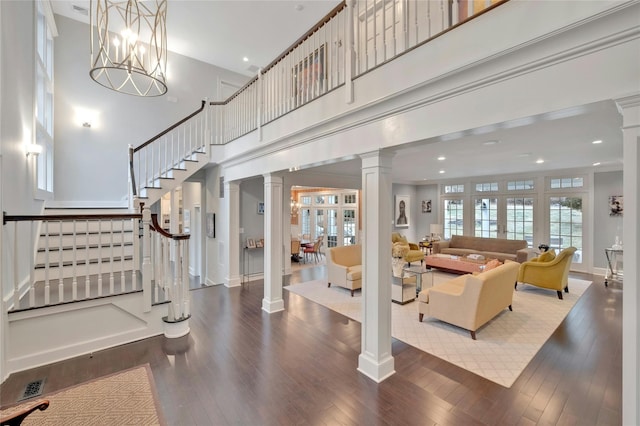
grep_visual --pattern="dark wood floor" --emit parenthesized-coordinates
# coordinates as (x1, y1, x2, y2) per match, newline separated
(0, 267, 622, 425)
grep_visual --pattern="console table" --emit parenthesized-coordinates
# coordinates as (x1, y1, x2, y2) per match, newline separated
(604, 248, 623, 287)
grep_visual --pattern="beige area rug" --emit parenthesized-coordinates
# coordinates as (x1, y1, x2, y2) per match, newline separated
(285, 274, 592, 387)
(0, 364, 164, 425)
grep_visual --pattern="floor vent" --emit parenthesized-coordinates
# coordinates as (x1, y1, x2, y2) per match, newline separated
(18, 378, 45, 401)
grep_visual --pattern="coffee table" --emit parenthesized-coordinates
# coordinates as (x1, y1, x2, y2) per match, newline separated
(424, 254, 489, 274)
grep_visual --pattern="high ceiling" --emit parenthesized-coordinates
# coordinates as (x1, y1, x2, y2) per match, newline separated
(52, 0, 623, 183)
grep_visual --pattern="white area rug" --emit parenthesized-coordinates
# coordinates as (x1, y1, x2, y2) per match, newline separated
(285, 274, 591, 387)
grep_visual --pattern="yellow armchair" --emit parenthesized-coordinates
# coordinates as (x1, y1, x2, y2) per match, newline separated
(516, 247, 577, 299)
(391, 232, 424, 265)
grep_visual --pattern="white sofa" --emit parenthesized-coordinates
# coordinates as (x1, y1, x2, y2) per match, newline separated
(417, 261, 519, 339)
(327, 244, 362, 296)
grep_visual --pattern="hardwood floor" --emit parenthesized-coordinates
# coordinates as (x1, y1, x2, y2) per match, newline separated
(0, 267, 622, 425)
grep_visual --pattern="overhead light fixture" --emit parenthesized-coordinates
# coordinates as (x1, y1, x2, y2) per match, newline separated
(243, 57, 249, 62)
(593, 162, 601, 166)
(90, 0, 168, 97)
(592, 140, 603, 144)
(536, 159, 545, 164)
(437, 156, 446, 161)
(439, 170, 445, 174)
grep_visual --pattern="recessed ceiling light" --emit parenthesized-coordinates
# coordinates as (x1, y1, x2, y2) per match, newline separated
(482, 140, 499, 146)
(243, 57, 249, 62)
(593, 162, 601, 166)
(437, 156, 446, 161)
(592, 140, 603, 144)
(439, 170, 445, 174)
(536, 159, 544, 164)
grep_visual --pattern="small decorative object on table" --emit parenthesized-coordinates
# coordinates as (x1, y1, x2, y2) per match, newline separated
(538, 244, 550, 252)
(392, 243, 409, 277)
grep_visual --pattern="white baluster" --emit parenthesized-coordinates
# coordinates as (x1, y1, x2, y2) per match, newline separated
(121, 219, 126, 291)
(58, 220, 63, 303)
(110, 219, 115, 294)
(29, 221, 36, 308)
(85, 219, 90, 297)
(72, 220, 78, 300)
(44, 221, 51, 306)
(12, 222, 20, 310)
(97, 219, 103, 296)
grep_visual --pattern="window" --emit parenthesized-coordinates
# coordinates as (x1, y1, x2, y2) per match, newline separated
(550, 177, 584, 189)
(549, 196, 583, 264)
(344, 194, 356, 204)
(507, 179, 534, 191)
(475, 182, 498, 192)
(443, 199, 464, 239)
(444, 184, 464, 194)
(34, 1, 56, 197)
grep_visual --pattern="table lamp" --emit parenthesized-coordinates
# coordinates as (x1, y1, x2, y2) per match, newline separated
(430, 224, 443, 241)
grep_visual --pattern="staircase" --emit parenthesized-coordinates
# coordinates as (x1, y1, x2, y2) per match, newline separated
(130, 100, 210, 207)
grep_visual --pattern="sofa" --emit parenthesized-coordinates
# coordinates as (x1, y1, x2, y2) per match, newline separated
(432, 235, 529, 263)
(417, 261, 520, 339)
(327, 244, 362, 296)
(391, 232, 424, 265)
(516, 247, 577, 299)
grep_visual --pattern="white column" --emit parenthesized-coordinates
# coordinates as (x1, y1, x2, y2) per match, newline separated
(262, 173, 285, 313)
(283, 182, 293, 277)
(225, 180, 241, 288)
(618, 93, 640, 426)
(358, 150, 395, 382)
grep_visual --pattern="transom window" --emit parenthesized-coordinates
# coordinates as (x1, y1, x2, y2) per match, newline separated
(475, 182, 498, 192)
(444, 184, 464, 194)
(550, 177, 584, 189)
(507, 179, 534, 191)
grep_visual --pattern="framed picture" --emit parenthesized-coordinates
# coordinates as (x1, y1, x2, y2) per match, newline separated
(422, 200, 432, 213)
(258, 202, 265, 215)
(206, 213, 215, 238)
(395, 195, 410, 228)
(247, 238, 256, 249)
(292, 44, 326, 107)
(256, 238, 264, 248)
(609, 195, 623, 216)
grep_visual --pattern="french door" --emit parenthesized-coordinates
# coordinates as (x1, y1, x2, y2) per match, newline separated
(473, 196, 535, 245)
(548, 195, 584, 270)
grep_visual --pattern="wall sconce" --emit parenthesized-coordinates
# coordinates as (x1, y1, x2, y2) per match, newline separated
(75, 107, 98, 129)
(26, 143, 43, 157)
(290, 198, 301, 215)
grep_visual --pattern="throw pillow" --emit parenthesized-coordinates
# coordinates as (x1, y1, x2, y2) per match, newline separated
(484, 259, 502, 271)
(536, 249, 556, 263)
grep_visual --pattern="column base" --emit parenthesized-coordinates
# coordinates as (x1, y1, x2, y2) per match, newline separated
(262, 298, 285, 314)
(357, 353, 395, 383)
(162, 315, 191, 339)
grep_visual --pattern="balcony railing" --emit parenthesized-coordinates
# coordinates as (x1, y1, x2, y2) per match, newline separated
(210, 0, 505, 145)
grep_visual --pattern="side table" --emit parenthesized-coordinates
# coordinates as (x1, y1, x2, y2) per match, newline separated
(403, 265, 433, 297)
(604, 248, 623, 287)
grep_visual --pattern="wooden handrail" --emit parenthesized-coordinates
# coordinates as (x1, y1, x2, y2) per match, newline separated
(133, 100, 206, 152)
(0, 399, 49, 426)
(150, 214, 190, 241)
(3, 212, 142, 225)
(210, 1, 347, 107)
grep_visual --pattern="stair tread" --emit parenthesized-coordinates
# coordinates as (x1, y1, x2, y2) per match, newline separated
(37, 242, 133, 252)
(40, 230, 133, 237)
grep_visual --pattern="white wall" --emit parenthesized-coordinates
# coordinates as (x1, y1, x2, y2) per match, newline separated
(0, 0, 47, 381)
(51, 15, 248, 206)
(240, 177, 265, 276)
(204, 166, 224, 286)
(593, 171, 624, 269)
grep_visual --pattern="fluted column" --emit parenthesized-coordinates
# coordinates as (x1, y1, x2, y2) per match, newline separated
(262, 173, 285, 313)
(357, 150, 395, 382)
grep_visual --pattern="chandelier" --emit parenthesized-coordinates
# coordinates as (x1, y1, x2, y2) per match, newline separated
(90, 0, 168, 96)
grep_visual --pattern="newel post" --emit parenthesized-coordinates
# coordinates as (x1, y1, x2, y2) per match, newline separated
(141, 204, 152, 312)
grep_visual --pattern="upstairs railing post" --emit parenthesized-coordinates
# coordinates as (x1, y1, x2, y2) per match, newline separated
(142, 204, 152, 312)
(203, 97, 210, 157)
(133, 199, 142, 272)
(345, 0, 355, 104)
(128, 144, 137, 211)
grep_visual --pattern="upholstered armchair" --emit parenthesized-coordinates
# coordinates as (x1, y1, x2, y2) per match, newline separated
(391, 232, 424, 265)
(417, 261, 520, 339)
(516, 247, 577, 299)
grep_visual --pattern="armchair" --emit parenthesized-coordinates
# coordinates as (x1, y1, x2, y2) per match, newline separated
(391, 232, 424, 265)
(516, 247, 577, 299)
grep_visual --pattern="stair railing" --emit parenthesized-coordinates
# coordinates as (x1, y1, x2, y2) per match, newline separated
(129, 100, 209, 203)
(3, 211, 143, 312)
(209, 0, 506, 145)
(149, 213, 191, 323)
